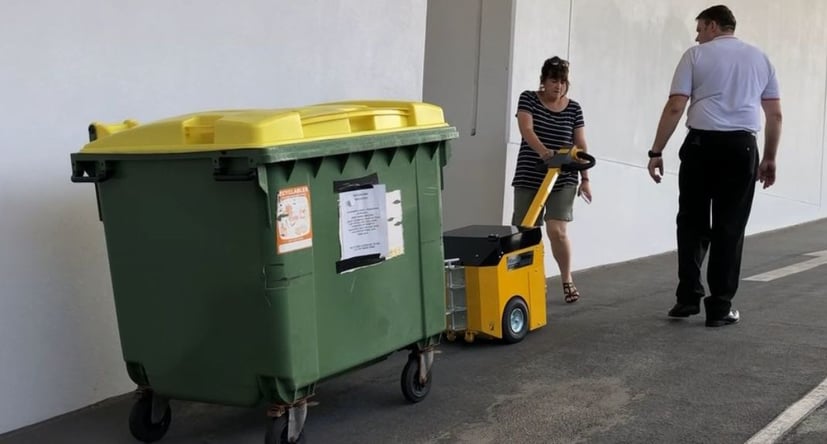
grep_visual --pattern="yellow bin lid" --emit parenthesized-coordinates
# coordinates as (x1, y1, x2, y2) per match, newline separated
(82, 100, 449, 154)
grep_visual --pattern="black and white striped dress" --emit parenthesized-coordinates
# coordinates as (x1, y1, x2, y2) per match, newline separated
(512, 90, 585, 192)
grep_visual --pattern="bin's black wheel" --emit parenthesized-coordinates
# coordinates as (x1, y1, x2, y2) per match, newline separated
(401, 355, 432, 403)
(502, 297, 529, 344)
(128, 393, 171, 443)
(265, 418, 305, 444)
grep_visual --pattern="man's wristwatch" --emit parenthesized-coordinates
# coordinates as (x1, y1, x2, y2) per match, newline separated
(648, 150, 662, 158)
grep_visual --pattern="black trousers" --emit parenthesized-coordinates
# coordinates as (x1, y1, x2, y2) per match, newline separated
(675, 129, 759, 319)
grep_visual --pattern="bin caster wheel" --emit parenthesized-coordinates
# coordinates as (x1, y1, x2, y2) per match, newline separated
(128, 392, 171, 443)
(445, 331, 457, 342)
(401, 356, 432, 403)
(264, 418, 306, 444)
(464, 331, 475, 343)
(502, 297, 529, 344)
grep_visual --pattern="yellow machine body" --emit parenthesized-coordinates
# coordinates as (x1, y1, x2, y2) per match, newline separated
(443, 146, 586, 343)
(463, 243, 546, 339)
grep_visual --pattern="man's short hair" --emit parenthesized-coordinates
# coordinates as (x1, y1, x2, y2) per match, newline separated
(696, 5, 736, 31)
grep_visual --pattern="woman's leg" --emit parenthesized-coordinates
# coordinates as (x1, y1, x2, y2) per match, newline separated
(544, 185, 578, 302)
(546, 219, 572, 283)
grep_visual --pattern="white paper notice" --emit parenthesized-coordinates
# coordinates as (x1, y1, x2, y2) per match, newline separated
(338, 185, 388, 260)
(386, 190, 404, 258)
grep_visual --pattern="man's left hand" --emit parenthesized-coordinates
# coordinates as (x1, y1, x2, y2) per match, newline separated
(648, 158, 664, 183)
(758, 158, 776, 189)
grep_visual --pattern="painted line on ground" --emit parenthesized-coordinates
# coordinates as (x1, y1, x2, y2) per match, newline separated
(743, 250, 827, 282)
(744, 377, 827, 443)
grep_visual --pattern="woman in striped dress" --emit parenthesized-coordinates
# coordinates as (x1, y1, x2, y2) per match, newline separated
(511, 56, 592, 304)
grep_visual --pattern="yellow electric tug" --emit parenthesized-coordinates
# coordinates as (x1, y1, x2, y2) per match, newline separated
(442, 147, 595, 343)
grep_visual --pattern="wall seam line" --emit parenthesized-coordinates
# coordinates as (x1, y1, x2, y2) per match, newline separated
(567, 0, 573, 59)
(470, 0, 484, 137)
(820, 53, 827, 207)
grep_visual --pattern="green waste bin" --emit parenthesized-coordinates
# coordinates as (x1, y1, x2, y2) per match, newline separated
(70, 100, 458, 443)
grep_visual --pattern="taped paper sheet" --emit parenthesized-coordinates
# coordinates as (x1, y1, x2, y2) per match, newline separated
(338, 185, 389, 261)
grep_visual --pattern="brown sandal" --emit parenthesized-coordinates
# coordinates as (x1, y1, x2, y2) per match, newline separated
(563, 282, 580, 303)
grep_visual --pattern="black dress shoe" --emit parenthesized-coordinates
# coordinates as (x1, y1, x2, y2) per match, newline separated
(706, 310, 740, 327)
(668, 303, 700, 317)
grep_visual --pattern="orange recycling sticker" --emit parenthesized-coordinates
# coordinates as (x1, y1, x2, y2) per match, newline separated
(276, 185, 313, 254)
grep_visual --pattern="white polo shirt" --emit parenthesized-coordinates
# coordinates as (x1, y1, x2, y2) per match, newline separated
(670, 35, 780, 133)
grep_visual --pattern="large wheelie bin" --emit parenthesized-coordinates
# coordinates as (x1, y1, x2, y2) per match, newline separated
(69, 101, 458, 443)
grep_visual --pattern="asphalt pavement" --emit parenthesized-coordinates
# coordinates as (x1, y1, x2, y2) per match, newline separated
(3, 219, 827, 444)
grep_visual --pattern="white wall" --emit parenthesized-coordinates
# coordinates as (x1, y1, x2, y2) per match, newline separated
(0, 0, 428, 434)
(500, 0, 827, 275)
(423, 0, 514, 230)
(556, 0, 827, 272)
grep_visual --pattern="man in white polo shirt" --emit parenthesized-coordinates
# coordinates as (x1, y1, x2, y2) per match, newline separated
(646, 5, 783, 327)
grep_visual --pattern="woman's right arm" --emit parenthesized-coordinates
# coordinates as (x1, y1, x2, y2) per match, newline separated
(517, 110, 554, 160)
